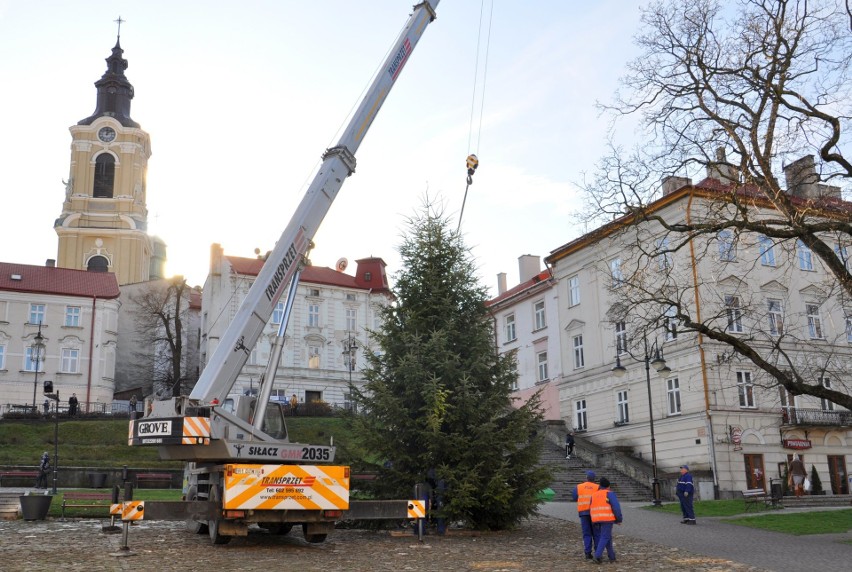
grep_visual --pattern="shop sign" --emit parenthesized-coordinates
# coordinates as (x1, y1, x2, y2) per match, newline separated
(782, 438, 812, 450)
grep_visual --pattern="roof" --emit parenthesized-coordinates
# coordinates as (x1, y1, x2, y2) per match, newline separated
(487, 269, 554, 307)
(0, 262, 121, 298)
(225, 256, 365, 290)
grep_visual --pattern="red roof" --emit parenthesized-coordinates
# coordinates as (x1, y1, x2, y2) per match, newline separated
(226, 256, 365, 290)
(487, 269, 553, 307)
(0, 262, 120, 298)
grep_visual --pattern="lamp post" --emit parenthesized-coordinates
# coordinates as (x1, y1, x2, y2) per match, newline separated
(49, 390, 59, 494)
(612, 335, 670, 506)
(30, 322, 45, 414)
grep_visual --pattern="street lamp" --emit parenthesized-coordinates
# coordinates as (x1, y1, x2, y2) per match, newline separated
(612, 336, 670, 506)
(30, 322, 45, 414)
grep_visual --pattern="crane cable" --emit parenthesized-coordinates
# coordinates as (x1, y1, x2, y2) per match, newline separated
(458, 0, 494, 234)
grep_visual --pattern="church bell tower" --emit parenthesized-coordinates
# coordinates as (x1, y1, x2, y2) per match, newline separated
(54, 32, 157, 285)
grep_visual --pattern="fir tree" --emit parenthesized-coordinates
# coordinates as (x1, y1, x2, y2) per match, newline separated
(351, 199, 551, 530)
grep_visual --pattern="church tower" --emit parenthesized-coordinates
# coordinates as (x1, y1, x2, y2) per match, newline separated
(54, 33, 159, 285)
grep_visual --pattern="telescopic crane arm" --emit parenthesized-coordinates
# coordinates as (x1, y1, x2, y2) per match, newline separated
(190, 1, 440, 405)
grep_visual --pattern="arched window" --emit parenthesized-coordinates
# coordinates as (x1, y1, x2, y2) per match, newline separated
(93, 154, 115, 198)
(87, 255, 109, 273)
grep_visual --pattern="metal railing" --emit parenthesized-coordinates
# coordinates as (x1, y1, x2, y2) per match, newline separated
(781, 407, 852, 427)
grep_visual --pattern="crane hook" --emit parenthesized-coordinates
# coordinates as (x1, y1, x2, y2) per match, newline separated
(466, 154, 479, 185)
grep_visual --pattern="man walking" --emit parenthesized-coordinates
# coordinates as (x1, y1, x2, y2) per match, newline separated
(68, 393, 79, 416)
(590, 477, 622, 564)
(565, 432, 575, 459)
(676, 464, 696, 524)
(34, 452, 51, 489)
(571, 470, 599, 559)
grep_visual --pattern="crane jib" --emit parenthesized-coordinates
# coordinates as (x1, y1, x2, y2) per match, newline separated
(388, 37, 412, 80)
(264, 230, 308, 303)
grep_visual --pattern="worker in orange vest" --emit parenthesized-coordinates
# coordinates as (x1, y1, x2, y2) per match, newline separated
(589, 477, 623, 564)
(571, 470, 600, 559)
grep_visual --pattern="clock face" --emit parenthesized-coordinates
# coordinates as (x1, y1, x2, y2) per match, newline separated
(98, 127, 116, 143)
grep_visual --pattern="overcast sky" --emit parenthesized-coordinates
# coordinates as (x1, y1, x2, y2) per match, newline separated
(0, 1, 644, 294)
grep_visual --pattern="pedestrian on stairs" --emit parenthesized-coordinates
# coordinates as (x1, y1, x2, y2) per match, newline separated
(571, 470, 599, 560)
(565, 432, 575, 459)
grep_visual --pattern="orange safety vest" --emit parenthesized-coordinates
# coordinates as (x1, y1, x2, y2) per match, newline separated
(589, 489, 616, 523)
(576, 481, 600, 513)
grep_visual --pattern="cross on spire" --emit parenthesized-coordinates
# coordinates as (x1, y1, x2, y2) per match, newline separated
(114, 16, 125, 39)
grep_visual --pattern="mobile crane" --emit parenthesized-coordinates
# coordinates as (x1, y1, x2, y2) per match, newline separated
(128, 1, 440, 545)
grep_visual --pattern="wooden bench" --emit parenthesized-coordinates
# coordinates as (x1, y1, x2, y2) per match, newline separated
(0, 471, 39, 487)
(742, 488, 770, 511)
(136, 472, 173, 488)
(61, 491, 114, 519)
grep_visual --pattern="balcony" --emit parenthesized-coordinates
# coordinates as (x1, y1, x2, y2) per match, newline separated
(781, 407, 852, 427)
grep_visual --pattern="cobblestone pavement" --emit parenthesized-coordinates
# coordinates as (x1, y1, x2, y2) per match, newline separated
(0, 514, 771, 572)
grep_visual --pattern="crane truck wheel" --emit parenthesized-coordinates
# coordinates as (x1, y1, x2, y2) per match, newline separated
(301, 523, 327, 544)
(185, 486, 209, 535)
(207, 486, 231, 545)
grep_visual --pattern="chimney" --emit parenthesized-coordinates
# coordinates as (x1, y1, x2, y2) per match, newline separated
(518, 255, 541, 283)
(662, 176, 692, 196)
(497, 272, 507, 295)
(210, 243, 223, 277)
(45, 259, 56, 268)
(784, 155, 840, 200)
(706, 147, 738, 184)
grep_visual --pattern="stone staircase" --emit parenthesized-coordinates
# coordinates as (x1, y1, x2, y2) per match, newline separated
(539, 438, 652, 502)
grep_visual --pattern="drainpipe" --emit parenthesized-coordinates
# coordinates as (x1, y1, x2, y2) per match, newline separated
(86, 296, 97, 410)
(686, 190, 720, 498)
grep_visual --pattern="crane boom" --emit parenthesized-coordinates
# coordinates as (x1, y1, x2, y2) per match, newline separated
(191, 1, 439, 404)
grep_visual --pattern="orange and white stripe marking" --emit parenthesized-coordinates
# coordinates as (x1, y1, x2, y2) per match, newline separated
(407, 500, 426, 519)
(182, 417, 211, 445)
(223, 464, 349, 511)
(121, 501, 145, 521)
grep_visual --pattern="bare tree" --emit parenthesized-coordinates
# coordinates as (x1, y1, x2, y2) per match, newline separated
(583, 0, 852, 408)
(128, 276, 195, 398)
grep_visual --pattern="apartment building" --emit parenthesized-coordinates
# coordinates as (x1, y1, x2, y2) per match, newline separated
(545, 157, 851, 499)
(201, 244, 393, 407)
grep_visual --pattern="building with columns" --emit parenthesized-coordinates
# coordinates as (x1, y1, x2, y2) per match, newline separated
(53, 35, 165, 285)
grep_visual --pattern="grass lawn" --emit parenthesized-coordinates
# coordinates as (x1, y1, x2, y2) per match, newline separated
(643, 501, 852, 535)
(46, 488, 183, 518)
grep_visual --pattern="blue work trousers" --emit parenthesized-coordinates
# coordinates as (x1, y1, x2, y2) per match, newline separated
(578, 513, 595, 555)
(593, 522, 616, 561)
(677, 492, 695, 520)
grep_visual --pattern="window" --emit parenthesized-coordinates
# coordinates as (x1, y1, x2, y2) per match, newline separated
(25, 346, 44, 372)
(718, 230, 736, 261)
(737, 371, 755, 408)
(346, 293, 356, 301)
(346, 308, 357, 331)
(797, 240, 814, 271)
(64, 306, 82, 327)
(758, 235, 776, 266)
(656, 237, 673, 270)
(667, 377, 682, 415)
(93, 153, 115, 198)
(572, 335, 585, 369)
(29, 304, 46, 325)
(308, 303, 320, 327)
(87, 255, 109, 273)
(846, 316, 852, 343)
(615, 321, 628, 354)
(575, 399, 588, 431)
(505, 314, 516, 342)
(610, 258, 624, 287)
(0, 344, 5, 370)
(616, 390, 629, 424)
(271, 301, 284, 324)
(309, 288, 320, 297)
(806, 303, 823, 339)
(308, 346, 320, 369)
(835, 244, 848, 268)
(779, 386, 797, 411)
(664, 305, 678, 341)
(60, 348, 80, 373)
(725, 295, 743, 333)
(536, 351, 548, 382)
(819, 377, 834, 411)
(767, 299, 784, 336)
(568, 275, 580, 306)
(533, 300, 546, 330)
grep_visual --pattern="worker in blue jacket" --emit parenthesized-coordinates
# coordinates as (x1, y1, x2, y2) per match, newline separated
(676, 464, 696, 524)
(589, 477, 623, 564)
(571, 470, 599, 559)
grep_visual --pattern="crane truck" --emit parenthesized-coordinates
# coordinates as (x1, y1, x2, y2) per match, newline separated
(127, 0, 440, 545)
